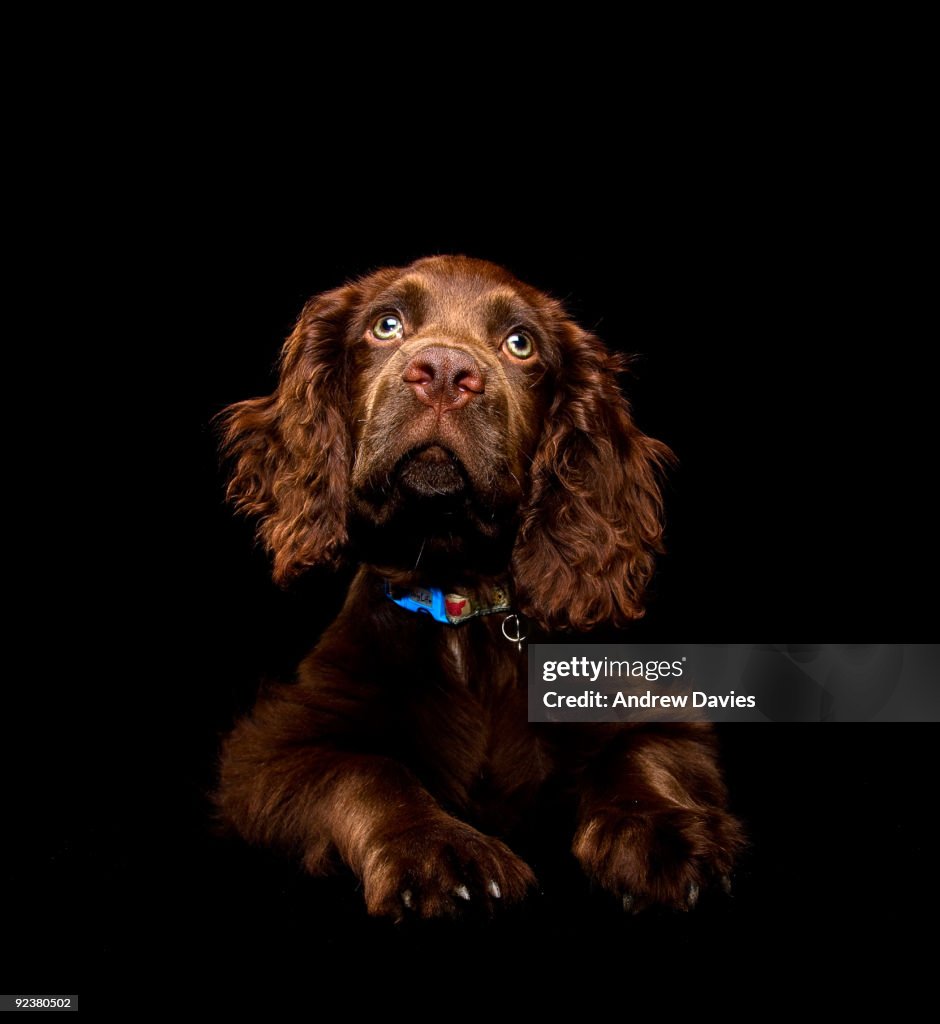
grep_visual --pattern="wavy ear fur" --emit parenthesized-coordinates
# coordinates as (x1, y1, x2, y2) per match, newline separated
(218, 286, 357, 582)
(512, 323, 673, 631)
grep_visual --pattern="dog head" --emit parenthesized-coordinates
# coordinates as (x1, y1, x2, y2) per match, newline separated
(220, 255, 671, 630)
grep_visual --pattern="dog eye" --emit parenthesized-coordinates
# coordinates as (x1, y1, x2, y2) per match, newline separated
(372, 314, 404, 341)
(502, 331, 534, 360)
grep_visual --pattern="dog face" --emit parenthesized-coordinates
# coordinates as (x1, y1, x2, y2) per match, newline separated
(221, 255, 671, 630)
(346, 258, 559, 571)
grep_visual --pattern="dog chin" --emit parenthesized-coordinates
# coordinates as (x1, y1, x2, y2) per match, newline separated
(349, 446, 519, 572)
(396, 444, 468, 499)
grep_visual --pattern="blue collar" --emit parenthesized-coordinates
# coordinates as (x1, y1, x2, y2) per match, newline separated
(384, 581, 512, 626)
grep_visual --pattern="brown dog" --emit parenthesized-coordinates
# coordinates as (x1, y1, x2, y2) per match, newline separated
(216, 255, 744, 918)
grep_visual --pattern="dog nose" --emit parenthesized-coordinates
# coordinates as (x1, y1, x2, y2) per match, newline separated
(402, 345, 485, 410)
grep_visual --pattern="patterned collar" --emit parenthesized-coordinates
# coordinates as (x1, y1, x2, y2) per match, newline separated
(384, 580, 512, 626)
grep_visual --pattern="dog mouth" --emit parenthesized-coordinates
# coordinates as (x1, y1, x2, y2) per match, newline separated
(349, 439, 520, 572)
(395, 443, 468, 499)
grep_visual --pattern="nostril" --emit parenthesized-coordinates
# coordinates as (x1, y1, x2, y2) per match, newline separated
(402, 361, 435, 387)
(454, 368, 485, 394)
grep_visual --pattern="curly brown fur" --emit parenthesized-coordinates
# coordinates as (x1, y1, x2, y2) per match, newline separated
(216, 256, 743, 919)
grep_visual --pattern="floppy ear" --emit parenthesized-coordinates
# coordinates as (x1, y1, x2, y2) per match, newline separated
(218, 285, 358, 582)
(512, 323, 673, 632)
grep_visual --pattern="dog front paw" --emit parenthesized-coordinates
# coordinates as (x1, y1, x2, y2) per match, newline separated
(573, 807, 745, 911)
(362, 821, 536, 921)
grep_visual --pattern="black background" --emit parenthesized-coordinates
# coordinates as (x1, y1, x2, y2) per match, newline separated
(8, 174, 936, 1011)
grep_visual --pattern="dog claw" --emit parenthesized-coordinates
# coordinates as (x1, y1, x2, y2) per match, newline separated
(622, 893, 635, 913)
(455, 885, 471, 901)
(401, 889, 414, 909)
(488, 881, 502, 899)
(687, 882, 700, 909)
(720, 874, 733, 895)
